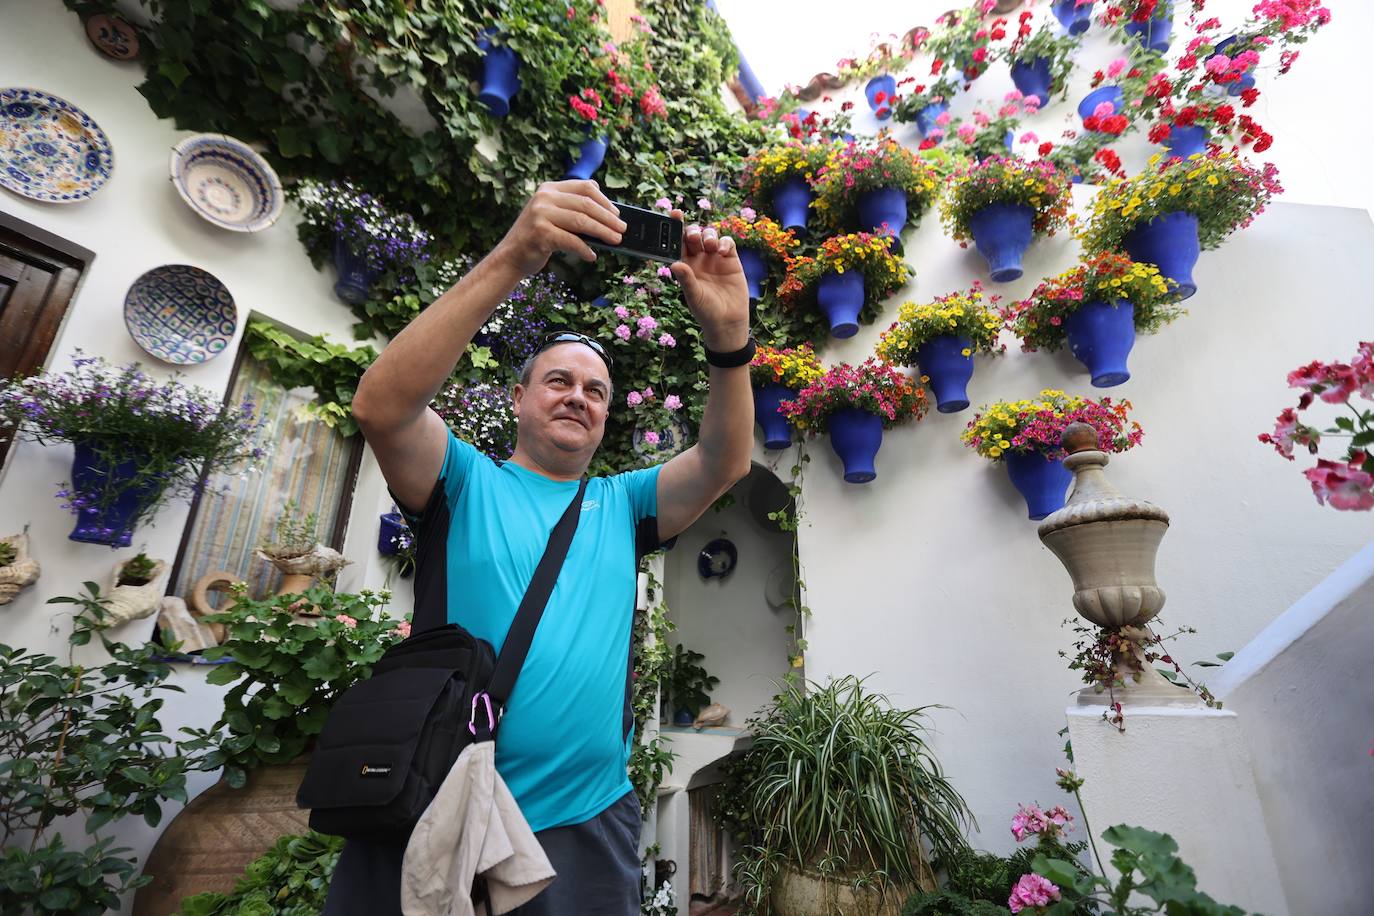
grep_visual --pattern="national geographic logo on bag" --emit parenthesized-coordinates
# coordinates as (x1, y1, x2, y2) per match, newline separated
(359, 764, 392, 778)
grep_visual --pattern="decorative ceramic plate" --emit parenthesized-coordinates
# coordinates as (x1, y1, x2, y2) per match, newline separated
(124, 265, 238, 365)
(169, 134, 283, 232)
(84, 14, 140, 61)
(0, 87, 114, 203)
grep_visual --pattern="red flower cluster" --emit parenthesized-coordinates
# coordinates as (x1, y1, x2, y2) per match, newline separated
(569, 87, 602, 122)
(1094, 148, 1125, 178)
(1084, 111, 1129, 135)
(639, 86, 667, 118)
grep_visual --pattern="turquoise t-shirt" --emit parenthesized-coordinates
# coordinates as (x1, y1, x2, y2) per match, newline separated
(420, 432, 661, 832)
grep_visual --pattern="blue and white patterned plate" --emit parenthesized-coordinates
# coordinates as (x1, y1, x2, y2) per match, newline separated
(0, 87, 114, 203)
(124, 265, 238, 365)
(170, 133, 283, 232)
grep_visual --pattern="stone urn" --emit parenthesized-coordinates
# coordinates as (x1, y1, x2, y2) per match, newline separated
(0, 532, 41, 605)
(133, 756, 312, 915)
(773, 865, 925, 916)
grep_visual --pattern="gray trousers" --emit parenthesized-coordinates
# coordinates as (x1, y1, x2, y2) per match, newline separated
(321, 790, 642, 915)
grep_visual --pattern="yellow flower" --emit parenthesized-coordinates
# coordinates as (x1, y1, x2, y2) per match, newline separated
(961, 348, 972, 357)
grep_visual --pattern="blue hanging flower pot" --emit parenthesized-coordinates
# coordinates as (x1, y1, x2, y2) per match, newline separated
(1212, 36, 1257, 96)
(477, 29, 521, 117)
(914, 101, 948, 138)
(1004, 451, 1074, 520)
(771, 176, 812, 236)
(1124, 2, 1173, 54)
(332, 237, 382, 306)
(563, 132, 608, 180)
(672, 708, 695, 726)
(865, 74, 897, 119)
(1051, 0, 1094, 35)
(1077, 85, 1123, 127)
(1065, 299, 1136, 388)
(816, 270, 865, 339)
(856, 187, 907, 251)
(916, 335, 975, 413)
(968, 202, 1035, 283)
(1124, 210, 1199, 300)
(1161, 125, 1208, 160)
(67, 442, 164, 547)
(828, 407, 884, 484)
(377, 511, 409, 556)
(738, 246, 768, 302)
(753, 383, 797, 450)
(1010, 57, 1055, 105)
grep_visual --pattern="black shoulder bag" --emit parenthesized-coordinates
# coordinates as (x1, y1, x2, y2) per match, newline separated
(296, 477, 589, 843)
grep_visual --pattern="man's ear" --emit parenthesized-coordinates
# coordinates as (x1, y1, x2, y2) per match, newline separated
(511, 384, 524, 418)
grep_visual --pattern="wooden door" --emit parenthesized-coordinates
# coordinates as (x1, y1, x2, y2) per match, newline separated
(0, 221, 88, 468)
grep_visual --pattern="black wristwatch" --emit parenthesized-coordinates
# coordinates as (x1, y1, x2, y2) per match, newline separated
(703, 336, 757, 369)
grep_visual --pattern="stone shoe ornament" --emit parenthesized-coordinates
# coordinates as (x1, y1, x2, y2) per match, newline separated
(100, 555, 169, 627)
(257, 543, 349, 598)
(693, 703, 731, 730)
(0, 533, 41, 606)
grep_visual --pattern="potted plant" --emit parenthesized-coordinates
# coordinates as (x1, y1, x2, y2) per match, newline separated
(431, 378, 518, 461)
(875, 285, 1006, 414)
(713, 210, 800, 303)
(477, 27, 520, 116)
(892, 77, 960, 138)
(1107, 0, 1174, 54)
(941, 156, 1072, 282)
(719, 676, 974, 914)
(289, 179, 432, 306)
(961, 389, 1144, 519)
(811, 136, 941, 251)
(139, 587, 409, 913)
(256, 502, 347, 596)
(781, 358, 928, 484)
(1076, 150, 1283, 300)
(663, 643, 720, 726)
(0, 531, 40, 606)
(0, 353, 262, 548)
(97, 550, 169, 628)
(739, 140, 833, 236)
(1003, 24, 1077, 106)
(1258, 340, 1374, 512)
(1008, 253, 1183, 387)
(177, 831, 344, 916)
(865, 72, 897, 119)
(750, 343, 826, 450)
(2, 586, 209, 915)
(778, 233, 910, 339)
(625, 384, 693, 464)
(1052, 0, 1095, 36)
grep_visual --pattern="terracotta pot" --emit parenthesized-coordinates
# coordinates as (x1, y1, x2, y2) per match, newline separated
(133, 757, 312, 914)
(773, 865, 918, 916)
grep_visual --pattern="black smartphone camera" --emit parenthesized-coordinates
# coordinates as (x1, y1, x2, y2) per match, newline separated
(581, 201, 683, 265)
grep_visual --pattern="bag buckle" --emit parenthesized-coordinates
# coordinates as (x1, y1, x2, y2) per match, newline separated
(469, 692, 496, 736)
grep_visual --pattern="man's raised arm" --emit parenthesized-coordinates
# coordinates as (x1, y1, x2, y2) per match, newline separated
(351, 181, 626, 511)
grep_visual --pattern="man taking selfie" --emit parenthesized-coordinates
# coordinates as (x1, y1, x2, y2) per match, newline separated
(327, 179, 753, 914)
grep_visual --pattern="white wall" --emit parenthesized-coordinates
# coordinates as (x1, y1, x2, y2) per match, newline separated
(1209, 542, 1374, 915)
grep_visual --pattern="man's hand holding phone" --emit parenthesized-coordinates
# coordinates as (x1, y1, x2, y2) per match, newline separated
(493, 179, 627, 276)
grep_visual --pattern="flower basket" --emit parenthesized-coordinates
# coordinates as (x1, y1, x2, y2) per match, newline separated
(1052, 0, 1095, 35)
(1077, 150, 1283, 299)
(739, 141, 832, 236)
(750, 343, 825, 450)
(961, 390, 1144, 518)
(1122, 0, 1173, 53)
(782, 358, 927, 483)
(865, 73, 897, 119)
(1008, 252, 1182, 387)
(564, 131, 609, 180)
(892, 78, 957, 139)
(1005, 25, 1077, 105)
(0, 532, 40, 606)
(778, 233, 909, 339)
(876, 286, 1005, 413)
(713, 213, 799, 303)
(101, 554, 168, 628)
(0, 353, 262, 547)
(940, 156, 1072, 283)
(811, 138, 940, 246)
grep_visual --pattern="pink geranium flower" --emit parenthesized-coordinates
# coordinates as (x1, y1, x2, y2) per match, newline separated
(336, 614, 357, 629)
(1008, 874, 1061, 913)
(395, 620, 412, 639)
(1107, 57, 1128, 78)
(614, 305, 630, 319)
(614, 324, 631, 341)
(627, 391, 643, 406)
(664, 394, 682, 410)
(1306, 458, 1374, 511)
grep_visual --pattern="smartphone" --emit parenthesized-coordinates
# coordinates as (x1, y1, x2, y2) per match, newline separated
(581, 201, 683, 265)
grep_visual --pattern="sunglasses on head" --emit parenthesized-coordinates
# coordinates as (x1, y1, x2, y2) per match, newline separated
(536, 331, 614, 372)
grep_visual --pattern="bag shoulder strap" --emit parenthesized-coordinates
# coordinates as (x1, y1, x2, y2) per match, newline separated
(486, 477, 588, 711)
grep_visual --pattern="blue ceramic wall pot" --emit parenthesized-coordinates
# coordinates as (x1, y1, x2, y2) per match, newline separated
(673, 708, 695, 726)
(1051, 0, 1094, 35)
(563, 132, 608, 180)
(1064, 299, 1136, 387)
(772, 176, 812, 236)
(828, 407, 884, 484)
(477, 30, 521, 117)
(816, 270, 865, 338)
(1124, 2, 1173, 54)
(1212, 36, 1256, 96)
(1077, 85, 1123, 126)
(916, 335, 975, 413)
(377, 512, 409, 555)
(1124, 210, 1200, 300)
(68, 442, 163, 547)
(857, 187, 907, 250)
(914, 101, 948, 138)
(968, 202, 1035, 283)
(332, 237, 382, 306)
(865, 74, 897, 119)
(1010, 57, 1054, 105)
(738, 246, 768, 302)
(1162, 125, 1208, 160)
(1005, 451, 1074, 520)
(753, 383, 797, 450)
